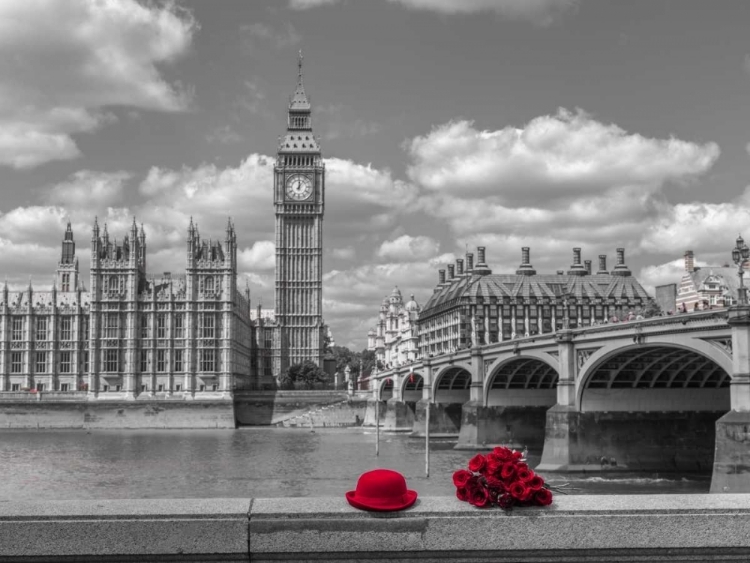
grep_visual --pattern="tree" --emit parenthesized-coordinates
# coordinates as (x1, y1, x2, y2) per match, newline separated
(329, 345, 359, 377)
(280, 360, 330, 390)
(642, 300, 663, 318)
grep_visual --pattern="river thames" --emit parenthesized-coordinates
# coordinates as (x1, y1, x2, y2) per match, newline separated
(0, 428, 710, 501)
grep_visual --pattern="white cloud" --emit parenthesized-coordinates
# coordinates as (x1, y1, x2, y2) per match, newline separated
(640, 189, 750, 256)
(290, 0, 578, 25)
(388, 0, 578, 25)
(377, 235, 440, 261)
(407, 111, 719, 203)
(239, 241, 276, 271)
(45, 170, 131, 208)
(0, 0, 196, 168)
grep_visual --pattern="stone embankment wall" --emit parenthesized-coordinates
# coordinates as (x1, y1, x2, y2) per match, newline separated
(0, 401, 236, 429)
(2, 495, 750, 562)
(234, 390, 368, 427)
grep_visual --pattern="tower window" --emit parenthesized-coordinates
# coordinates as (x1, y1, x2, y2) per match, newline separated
(104, 314, 120, 339)
(174, 349, 183, 372)
(35, 351, 47, 374)
(35, 317, 47, 341)
(60, 317, 72, 341)
(105, 349, 120, 372)
(201, 349, 215, 372)
(174, 314, 184, 339)
(157, 314, 166, 338)
(11, 352, 22, 373)
(60, 351, 71, 373)
(12, 318, 23, 341)
(157, 349, 166, 372)
(141, 315, 149, 338)
(62, 273, 70, 292)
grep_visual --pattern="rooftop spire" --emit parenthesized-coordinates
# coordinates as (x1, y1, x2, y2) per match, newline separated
(289, 50, 310, 112)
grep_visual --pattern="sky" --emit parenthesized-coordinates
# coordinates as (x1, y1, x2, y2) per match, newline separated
(2, 0, 750, 350)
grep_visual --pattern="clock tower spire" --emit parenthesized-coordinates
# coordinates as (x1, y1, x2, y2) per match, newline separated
(273, 51, 326, 380)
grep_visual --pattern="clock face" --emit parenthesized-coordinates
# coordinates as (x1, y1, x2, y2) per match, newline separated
(285, 174, 313, 201)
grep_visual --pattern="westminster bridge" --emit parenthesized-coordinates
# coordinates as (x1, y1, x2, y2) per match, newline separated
(365, 306, 750, 492)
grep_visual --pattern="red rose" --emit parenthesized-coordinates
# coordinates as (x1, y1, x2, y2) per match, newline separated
(510, 449, 523, 461)
(492, 446, 513, 461)
(468, 453, 487, 473)
(485, 459, 503, 478)
(456, 487, 469, 502)
(534, 488, 553, 506)
(484, 475, 506, 493)
(520, 486, 534, 502)
(453, 469, 472, 487)
(496, 493, 514, 510)
(515, 462, 530, 473)
(465, 475, 480, 493)
(509, 481, 526, 500)
(500, 462, 516, 481)
(516, 467, 533, 483)
(528, 475, 545, 491)
(468, 485, 491, 508)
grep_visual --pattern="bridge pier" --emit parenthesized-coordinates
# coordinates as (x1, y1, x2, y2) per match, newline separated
(362, 398, 387, 427)
(382, 398, 415, 431)
(538, 407, 721, 472)
(711, 306, 750, 492)
(455, 402, 548, 450)
(411, 400, 462, 437)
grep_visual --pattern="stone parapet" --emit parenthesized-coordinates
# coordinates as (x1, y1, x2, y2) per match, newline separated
(3, 496, 750, 562)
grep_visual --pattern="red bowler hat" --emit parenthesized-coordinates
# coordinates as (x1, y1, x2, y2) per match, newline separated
(346, 469, 418, 512)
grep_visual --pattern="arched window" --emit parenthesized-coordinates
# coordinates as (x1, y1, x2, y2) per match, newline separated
(109, 275, 118, 293)
(204, 276, 214, 293)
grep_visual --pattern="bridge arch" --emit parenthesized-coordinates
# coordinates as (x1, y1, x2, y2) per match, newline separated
(376, 377, 394, 401)
(576, 342, 731, 412)
(401, 371, 425, 402)
(484, 355, 559, 407)
(433, 365, 471, 404)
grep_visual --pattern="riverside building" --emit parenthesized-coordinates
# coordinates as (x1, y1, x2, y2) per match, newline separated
(367, 287, 421, 370)
(0, 219, 258, 398)
(375, 246, 653, 360)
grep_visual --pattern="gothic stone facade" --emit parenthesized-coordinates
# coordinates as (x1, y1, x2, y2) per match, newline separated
(0, 219, 258, 398)
(367, 287, 421, 370)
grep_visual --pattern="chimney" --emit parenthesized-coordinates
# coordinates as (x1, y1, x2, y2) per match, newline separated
(516, 246, 536, 276)
(612, 247, 631, 276)
(567, 247, 587, 276)
(456, 259, 464, 276)
(584, 260, 592, 275)
(438, 269, 446, 284)
(473, 246, 492, 275)
(466, 253, 474, 272)
(447, 264, 455, 280)
(684, 250, 694, 273)
(597, 255, 608, 274)
(556, 270, 564, 276)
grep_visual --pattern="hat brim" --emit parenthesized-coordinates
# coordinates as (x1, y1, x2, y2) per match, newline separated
(345, 489, 418, 512)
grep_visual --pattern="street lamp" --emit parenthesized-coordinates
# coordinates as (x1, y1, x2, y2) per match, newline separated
(562, 291, 571, 330)
(732, 235, 750, 305)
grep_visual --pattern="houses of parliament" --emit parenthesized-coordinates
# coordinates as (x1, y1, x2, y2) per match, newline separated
(0, 56, 326, 399)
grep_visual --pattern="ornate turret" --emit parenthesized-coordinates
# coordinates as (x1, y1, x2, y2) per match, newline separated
(57, 221, 79, 291)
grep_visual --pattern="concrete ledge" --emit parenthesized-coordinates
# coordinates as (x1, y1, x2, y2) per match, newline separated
(0, 498, 250, 562)
(3, 495, 750, 562)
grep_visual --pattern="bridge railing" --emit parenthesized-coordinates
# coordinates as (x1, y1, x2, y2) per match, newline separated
(368, 310, 732, 383)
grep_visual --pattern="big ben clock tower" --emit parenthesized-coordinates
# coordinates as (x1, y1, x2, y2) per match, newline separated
(273, 51, 325, 378)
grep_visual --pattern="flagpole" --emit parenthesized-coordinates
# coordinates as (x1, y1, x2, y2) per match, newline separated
(425, 399, 430, 478)
(375, 387, 380, 457)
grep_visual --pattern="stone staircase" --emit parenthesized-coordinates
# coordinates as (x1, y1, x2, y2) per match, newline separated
(276, 399, 365, 428)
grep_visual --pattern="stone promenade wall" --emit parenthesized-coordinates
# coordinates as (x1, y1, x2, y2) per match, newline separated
(2, 495, 750, 562)
(0, 400, 236, 429)
(234, 390, 366, 426)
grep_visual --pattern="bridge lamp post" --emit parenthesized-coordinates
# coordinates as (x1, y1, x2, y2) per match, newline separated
(732, 235, 750, 305)
(562, 292, 571, 330)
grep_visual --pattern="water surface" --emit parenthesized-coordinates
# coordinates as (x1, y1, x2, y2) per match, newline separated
(0, 428, 710, 501)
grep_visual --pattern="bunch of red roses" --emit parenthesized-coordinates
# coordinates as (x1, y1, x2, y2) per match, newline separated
(453, 447, 553, 509)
